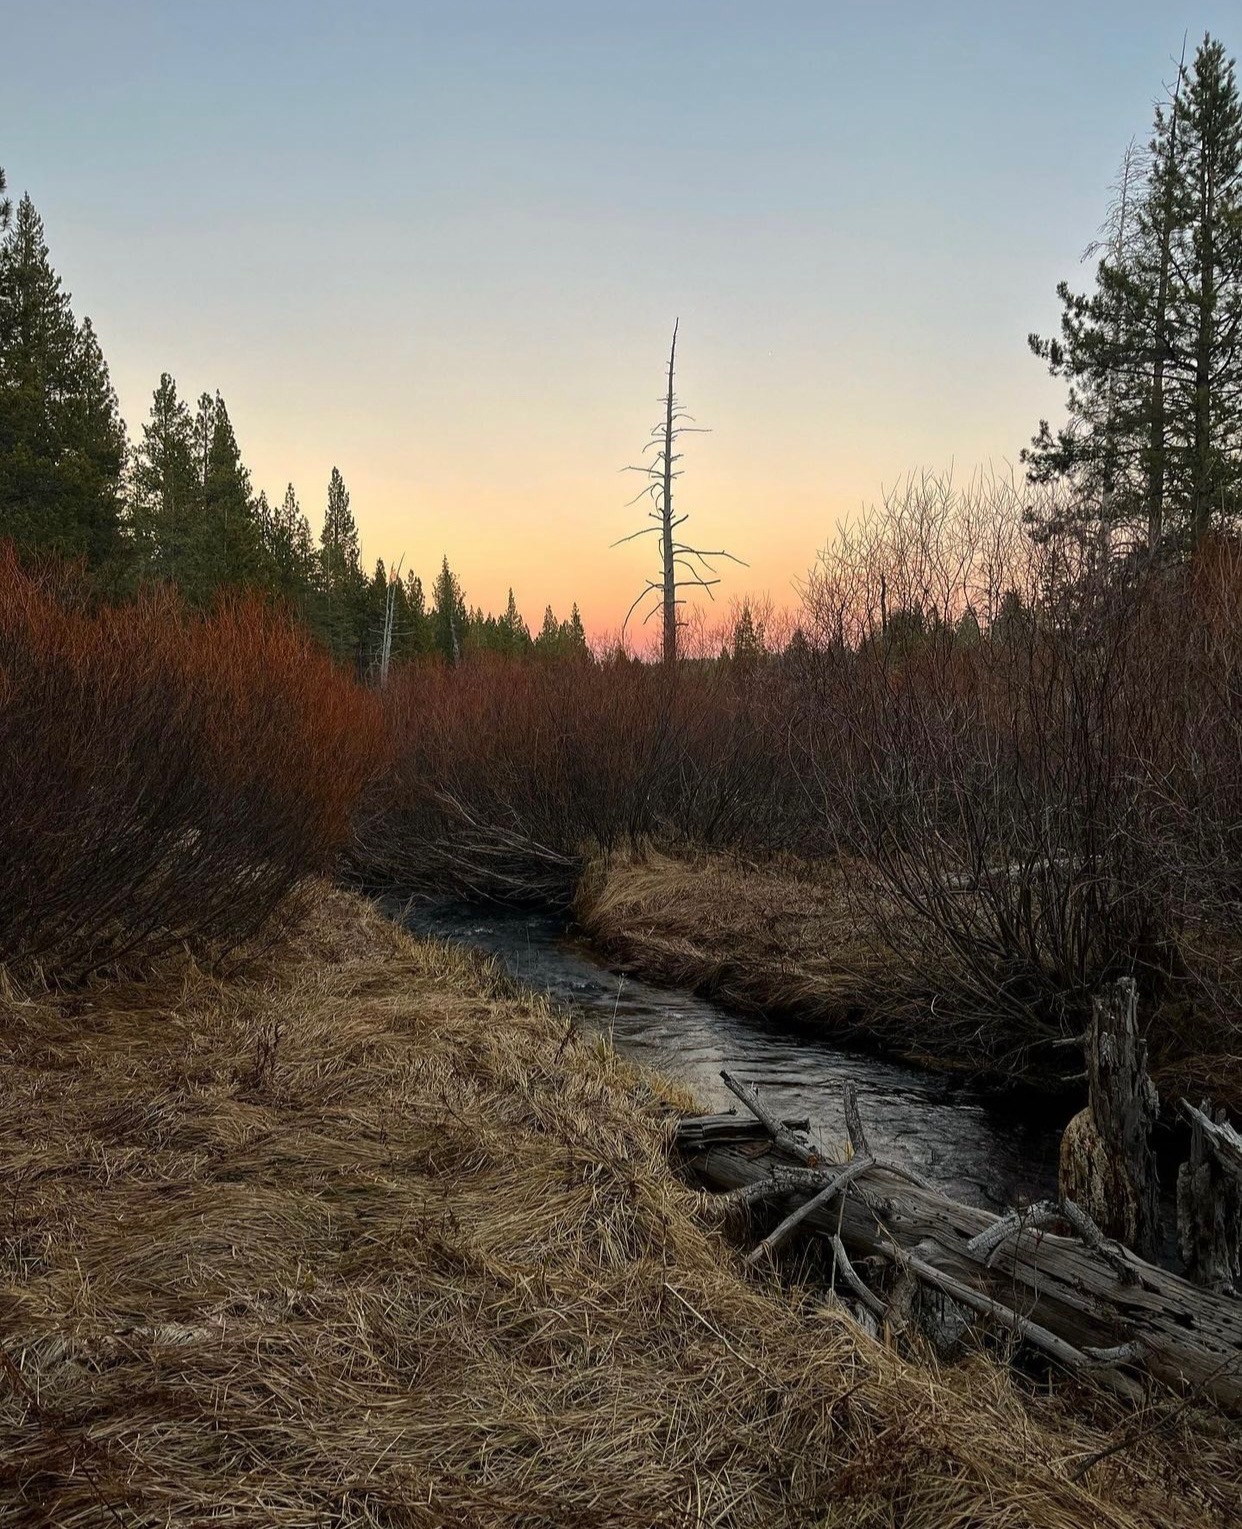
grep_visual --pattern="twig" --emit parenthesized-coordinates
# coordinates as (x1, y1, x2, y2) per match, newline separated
(719, 1071, 820, 1165)
(746, 1158, 874, 1265)
(829, 1235, 888, 1319)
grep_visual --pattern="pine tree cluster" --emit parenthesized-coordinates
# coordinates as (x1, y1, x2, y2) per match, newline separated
(1028, 34, 1242, 561)
(0, 183, 590, 674)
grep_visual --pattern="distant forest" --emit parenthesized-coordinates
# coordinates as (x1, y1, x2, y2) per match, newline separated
(0, 180, 587, 673)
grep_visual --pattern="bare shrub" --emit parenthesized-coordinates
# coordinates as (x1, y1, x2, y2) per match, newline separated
(359, 652, 822, 903)
(799, 474, 1242, 1074)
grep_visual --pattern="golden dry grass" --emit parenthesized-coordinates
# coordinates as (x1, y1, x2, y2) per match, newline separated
(1, 883, 1238, 1527)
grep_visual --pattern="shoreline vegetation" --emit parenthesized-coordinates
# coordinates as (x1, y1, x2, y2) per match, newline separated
(6, 30, 1242, 1519)
(2, 884, 1240, 1528)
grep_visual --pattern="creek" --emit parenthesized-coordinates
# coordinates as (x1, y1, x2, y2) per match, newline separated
(398, 900, 1063, 1211)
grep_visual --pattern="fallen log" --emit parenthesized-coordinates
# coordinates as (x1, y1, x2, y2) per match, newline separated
(678, 1097, 1242, 1413)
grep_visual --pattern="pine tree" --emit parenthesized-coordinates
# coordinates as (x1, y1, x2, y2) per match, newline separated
(129, 372, 197, 579)
(534, 603, 561, 657)
(318, 466, 365, 661)
(499, 587, 531, 655)
(364, 558, 390, 674)
(185, 392, 265, 600)
(1024, 142, 1154, 552)
(565, 602, 588, 654)
(0, 193, 126, 564)
(0, 165, 10, 231)
(402, 570, 432, 657)
(1176, 36, 1242, 539)
(261, 482, 317, 606)
(730, 602, 765, 668)
(1027, 35, 1242, 555)
(430, 556, 465, 663)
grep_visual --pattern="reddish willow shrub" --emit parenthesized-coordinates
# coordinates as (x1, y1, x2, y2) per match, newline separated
(360, 653, 821, 903)
(0, 548, 385, 979)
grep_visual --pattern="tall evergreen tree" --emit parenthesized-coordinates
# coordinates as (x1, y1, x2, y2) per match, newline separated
(730, 602, 765, 667)
(565, 602, 587, 653)
(430, 556, 466, 663)
(185, 392, 265, 600)
(1176, 36, 1242, 538)
(129, 372, 197, 579)
(261, 481, 316, 606)
(402, 570, 432, 657)
(0, 193, 126, 563)
(499, 587, 531, 655)
(318, 466, 365, 661)
(1027, 35, 1242, 556)
(534, 603, 561, 655)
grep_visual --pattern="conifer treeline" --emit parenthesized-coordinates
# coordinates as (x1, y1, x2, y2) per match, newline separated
(0, 183, 588, 672)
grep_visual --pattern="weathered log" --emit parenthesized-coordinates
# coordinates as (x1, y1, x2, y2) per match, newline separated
(679, 1115, 1242, 1412)
(746, 1156, 873, 1265)
(1178, 1099, 1242, 1295)
(1058, 977, 1160, 1258)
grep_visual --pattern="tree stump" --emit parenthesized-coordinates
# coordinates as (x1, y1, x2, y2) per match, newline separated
(1177, 1100, 1242, 1294)
(1057, 978, 1160, 1258)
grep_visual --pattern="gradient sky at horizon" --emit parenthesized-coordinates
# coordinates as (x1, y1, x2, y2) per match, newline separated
(4, 2, 1236, 639)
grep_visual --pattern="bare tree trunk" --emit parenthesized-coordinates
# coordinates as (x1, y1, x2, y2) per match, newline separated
(1147, 43, 1185, 554)
(1192, 133, 1218, 544)
(1178, 1099, 1242, 1292)
(661, 321, 678, 665)
(616, 321, 742, 649)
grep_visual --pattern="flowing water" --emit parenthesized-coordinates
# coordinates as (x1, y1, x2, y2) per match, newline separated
(397, 900, 1063, 1212)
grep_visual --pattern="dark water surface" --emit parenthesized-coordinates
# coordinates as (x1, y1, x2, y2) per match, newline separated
(395, 900, 1063, 1213)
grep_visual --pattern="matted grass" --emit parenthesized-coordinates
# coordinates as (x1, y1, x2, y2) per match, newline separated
(1, 885, 1238, 1526)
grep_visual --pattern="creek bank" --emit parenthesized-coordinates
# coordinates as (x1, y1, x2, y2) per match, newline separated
(399, 896, 1063, 1213)
(3, 884, 1240, 1526)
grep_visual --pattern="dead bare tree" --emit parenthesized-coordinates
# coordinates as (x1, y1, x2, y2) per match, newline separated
(615, 320, 744, 663)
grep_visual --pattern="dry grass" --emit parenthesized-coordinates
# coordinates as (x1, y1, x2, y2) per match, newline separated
(1, 884, 1239, 1527)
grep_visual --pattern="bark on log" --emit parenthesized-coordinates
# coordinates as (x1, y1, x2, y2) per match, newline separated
(1058, 977, 1160, 1259)
(679, 1119, 1242, 1413)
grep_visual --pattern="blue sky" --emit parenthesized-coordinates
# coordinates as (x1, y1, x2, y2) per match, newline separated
(4, 2, 1235, 632)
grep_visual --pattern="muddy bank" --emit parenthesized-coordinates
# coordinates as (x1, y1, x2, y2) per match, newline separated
(2, 884, 1240, 1526)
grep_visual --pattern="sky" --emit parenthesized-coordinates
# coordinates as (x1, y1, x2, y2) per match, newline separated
(3, 2, 1237, 640)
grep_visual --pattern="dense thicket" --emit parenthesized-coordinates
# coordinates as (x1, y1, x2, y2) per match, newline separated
(0, 549, 384, 979)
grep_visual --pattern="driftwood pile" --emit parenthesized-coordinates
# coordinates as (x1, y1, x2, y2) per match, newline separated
(676, 980, 1242, 1412)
